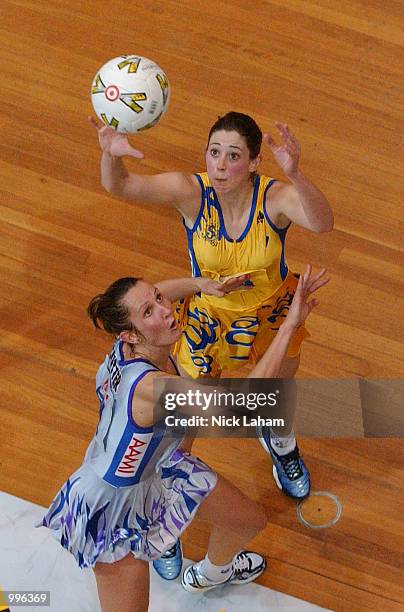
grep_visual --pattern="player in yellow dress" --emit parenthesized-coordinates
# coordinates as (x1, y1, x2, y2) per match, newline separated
(173, 169, 309, 377)
(91, 111, 333, 504)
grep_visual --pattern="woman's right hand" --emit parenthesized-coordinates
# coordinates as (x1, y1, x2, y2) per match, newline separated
(88, 116, 144, 159)
(286, 265, 329, 329)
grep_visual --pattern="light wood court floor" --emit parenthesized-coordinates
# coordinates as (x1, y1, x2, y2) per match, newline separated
(0, 1, 403, 610)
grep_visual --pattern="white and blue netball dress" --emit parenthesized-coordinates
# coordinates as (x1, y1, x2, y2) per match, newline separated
(37, 340, 217, 569)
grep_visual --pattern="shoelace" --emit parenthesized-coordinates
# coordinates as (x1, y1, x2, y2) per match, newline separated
(232, 551, 253, 575)
(277, 448, 303, 480)
(161, 543, 178, 559)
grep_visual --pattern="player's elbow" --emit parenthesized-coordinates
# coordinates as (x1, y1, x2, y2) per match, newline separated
(102, 177, 125, 197)
(314, 213, 334, 233)
(316, 220, 334, 233)
(101, 175, 114, 193)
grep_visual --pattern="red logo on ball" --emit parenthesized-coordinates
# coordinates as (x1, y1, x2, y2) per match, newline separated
(105, 85, 120, 101)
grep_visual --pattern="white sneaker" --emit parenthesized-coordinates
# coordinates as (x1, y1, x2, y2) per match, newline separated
(181, 550, 266, 593)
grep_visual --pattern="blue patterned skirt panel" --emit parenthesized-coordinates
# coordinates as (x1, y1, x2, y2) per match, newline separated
(36, 449, 217, 569)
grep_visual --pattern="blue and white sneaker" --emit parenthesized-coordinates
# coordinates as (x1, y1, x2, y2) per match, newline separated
(257, 426, 310, 499)
(181, 550, 266, 593)
(153, 540, 183, 580)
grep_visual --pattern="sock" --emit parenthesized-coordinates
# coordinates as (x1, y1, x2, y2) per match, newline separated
(198, 553, 233, 582)
(270, 428, 296, 456)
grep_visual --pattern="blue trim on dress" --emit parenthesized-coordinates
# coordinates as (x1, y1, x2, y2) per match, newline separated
(182, 174, 206, 277)
(103, 422, 139, 485)
(263, 179, 290, 281)
(95, 385, 106, 437)
(236, 174, 260, 242)
(117, 342, 179, 375)
(119, 356, 159, 368)
(263, 179, 291, 233)
(118, 340, 125, 362)
(183, 173, 205, 232)
(127, 428, 165, 485)
(127, 369, 156, 432)
(278, 228, 289, 280)
(102, 349, 180, 486)
(117, 341, 159, 368)
(185, 224, 202, 277)
(103, 419, 161, 487)
(213, 175, 260, 243)
(102, 365, 164, 486)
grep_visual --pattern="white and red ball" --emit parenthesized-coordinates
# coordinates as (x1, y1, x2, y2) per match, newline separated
(91, 55, 170, 133)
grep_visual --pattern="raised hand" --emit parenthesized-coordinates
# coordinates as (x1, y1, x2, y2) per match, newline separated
(286, 265, 329, 328)
(88, 116, 144, 159)
(264, 122, 300, 178)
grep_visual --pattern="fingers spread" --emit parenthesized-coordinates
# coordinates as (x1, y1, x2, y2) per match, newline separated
(299, 265, 330, 297)
(312, 267, 327, 282)
(308, 276, 330, 293)
(303, 263, 312, 285)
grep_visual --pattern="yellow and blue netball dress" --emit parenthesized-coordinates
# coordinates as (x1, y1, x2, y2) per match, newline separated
(174, 172, 309, 378)
(36, 341, 217, 568)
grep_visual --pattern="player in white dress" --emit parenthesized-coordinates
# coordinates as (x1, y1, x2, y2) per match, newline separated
(38, 268, 327, 611)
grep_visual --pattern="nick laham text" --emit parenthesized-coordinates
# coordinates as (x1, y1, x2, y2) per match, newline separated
(165, 415, 285, 428)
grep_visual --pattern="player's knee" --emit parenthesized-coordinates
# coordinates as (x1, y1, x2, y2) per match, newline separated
(245, 502, 268, 536)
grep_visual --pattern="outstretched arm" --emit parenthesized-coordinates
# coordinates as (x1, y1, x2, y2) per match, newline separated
(133, 266, 328, 426)
(156, 274, 252, 303)
(264, 123, 334, 233)
(157, 266, 328, 379)
(89, 117, 201, 217)
(249, 265, 329, 378)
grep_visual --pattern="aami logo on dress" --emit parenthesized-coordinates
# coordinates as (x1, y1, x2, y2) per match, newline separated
(116, 432, 153, 477)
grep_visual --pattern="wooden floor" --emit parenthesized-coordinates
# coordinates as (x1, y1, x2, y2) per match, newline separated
(0, 1, 403, 610)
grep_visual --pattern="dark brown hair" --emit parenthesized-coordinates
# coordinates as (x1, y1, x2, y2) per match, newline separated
(207, 112, 262, 159)
(87, 277, 140, 334)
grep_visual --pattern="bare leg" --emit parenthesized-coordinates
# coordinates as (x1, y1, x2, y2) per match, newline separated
(259, 352, 310, 498)
(271, 354, 300, 437)
(94, 554, 149, 612)
(195, 475, 267, 565)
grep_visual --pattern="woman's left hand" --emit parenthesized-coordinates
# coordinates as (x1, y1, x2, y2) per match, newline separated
(264, 123, 300, 179)
(198, 274, 251, 297)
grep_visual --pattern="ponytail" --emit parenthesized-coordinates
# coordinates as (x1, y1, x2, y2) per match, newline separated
(87, 277, 140, 334)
